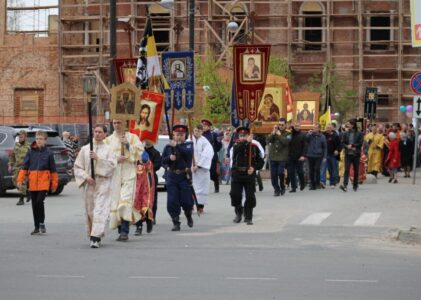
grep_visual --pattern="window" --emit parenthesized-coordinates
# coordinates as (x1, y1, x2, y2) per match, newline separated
(7, 0, 58, 37)
(225, 4, 248, 44)
(299, 2, 325, 51)
(377, 94, 389, 106)
(367, 12, 394, 51)
(149, 4, 171, 52)
(370, 16, 391, 50)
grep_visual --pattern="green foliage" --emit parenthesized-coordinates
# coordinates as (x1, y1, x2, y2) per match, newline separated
(195, 49, 231, 126)
(304, 62, 357, 123)
(268, 56, 294, 88)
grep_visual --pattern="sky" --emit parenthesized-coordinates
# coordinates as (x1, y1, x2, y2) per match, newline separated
(7, 0, 59, 32)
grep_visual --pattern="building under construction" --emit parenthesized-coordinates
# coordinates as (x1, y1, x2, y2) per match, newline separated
(0, 0, 419, 123)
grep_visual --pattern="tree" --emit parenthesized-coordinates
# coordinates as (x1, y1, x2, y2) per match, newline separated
(195, 49, 231, 126)
(304, 62, 357, 123)
(268, 56, 294, 88)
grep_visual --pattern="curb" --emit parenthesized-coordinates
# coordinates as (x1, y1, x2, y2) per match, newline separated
(397, 227, 421, 244)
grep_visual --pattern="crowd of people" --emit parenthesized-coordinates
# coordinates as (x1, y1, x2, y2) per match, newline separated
(216, 119, 420, 194)
(9, 117, 420, 249)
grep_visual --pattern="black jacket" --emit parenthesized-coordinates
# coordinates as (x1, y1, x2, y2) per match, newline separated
(145, 146, 162, 173)
(323, 131, 341, 156)
(341, 129, 363, 156)
(288, 129, 306, 160)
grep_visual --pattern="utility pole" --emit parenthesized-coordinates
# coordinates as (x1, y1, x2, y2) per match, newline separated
(110, 0, 117, 85)
(188, 0, 195, 51)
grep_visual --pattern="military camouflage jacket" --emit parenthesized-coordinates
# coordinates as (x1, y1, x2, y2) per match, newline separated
(9, 141, 30, 169)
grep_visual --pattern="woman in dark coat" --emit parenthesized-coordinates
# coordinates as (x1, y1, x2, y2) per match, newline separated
(399, 132, 414, 178)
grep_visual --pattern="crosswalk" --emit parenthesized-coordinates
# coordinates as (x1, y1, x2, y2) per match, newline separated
(298, 212, 382, 226)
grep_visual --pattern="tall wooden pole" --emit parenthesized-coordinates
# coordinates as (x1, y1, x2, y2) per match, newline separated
(87, 93, 95, 179)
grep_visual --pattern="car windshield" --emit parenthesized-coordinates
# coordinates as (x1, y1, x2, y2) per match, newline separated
(155, 137, 169, 153)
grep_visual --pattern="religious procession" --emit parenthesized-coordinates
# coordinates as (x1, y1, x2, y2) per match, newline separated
(9, 8, 421, 251)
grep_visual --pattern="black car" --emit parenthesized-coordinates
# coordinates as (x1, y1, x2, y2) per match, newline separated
(13, 126, 73, 195)
(0, 125, 73, 196)
(0, 126, 21, 195)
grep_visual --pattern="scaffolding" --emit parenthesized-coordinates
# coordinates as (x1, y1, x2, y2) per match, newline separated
(59, 0, 420, 122)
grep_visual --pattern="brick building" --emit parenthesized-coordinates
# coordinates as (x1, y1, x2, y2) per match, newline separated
(1, 0, 420, 124)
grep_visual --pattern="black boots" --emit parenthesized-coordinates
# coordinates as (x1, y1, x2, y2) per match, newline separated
(214, 181, 219, 193)
(171, 217, 181, 231)
(233, 206, 243, 223)
(185, 211, 194, 228)
(16, 195, 24, 206)
(244, 209, 253, 225)
(146, 219, 153, 233)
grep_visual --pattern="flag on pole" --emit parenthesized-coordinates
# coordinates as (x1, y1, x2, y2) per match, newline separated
(319, 84, 332, 130)
(136, 17, 168, 90)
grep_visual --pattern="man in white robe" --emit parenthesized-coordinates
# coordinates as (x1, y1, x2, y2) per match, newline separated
(104, 119, 144, 241)
(191, 124, 214, 214)
(74, 125, 117, 248)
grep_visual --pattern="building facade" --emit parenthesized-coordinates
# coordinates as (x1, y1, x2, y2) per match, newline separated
(1, 0, 419, 123)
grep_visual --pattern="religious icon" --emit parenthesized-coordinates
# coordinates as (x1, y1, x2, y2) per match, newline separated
(122, 64, 137, 85)
(242, 53, 262, 81)
(257, 90, 282, 122)
(110, 82, 140, 122)
(294, 100, 317, 127)
(170, 58, 187, 80)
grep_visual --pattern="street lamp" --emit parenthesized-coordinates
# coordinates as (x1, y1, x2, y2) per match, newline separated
(227, 21, 239, 33)
(82, 73, 97, 179)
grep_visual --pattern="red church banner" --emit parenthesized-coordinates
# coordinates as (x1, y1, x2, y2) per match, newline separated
(233, 44, 271, 122)
(129, 91, 164, 144)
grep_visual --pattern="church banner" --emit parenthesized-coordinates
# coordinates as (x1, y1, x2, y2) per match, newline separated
(162, 51, 195, 110)
(114, 58, 138, 85)
(233, 44, 271, 122)
(129, 91, 164, 144)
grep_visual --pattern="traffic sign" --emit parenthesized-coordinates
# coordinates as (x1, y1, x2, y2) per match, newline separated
(410, 72, 421, 94)
(414, 96, 421, 118)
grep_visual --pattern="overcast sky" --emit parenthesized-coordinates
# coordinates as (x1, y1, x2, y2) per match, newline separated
(7, 0, 58, 32)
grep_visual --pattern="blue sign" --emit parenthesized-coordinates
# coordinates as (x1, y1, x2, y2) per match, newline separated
(162, 51, 195, 110)
(410, 72, 421, 95)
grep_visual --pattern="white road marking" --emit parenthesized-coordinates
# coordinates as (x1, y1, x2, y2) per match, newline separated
(353, 212, 381, 226)
(36, 275, 85, 279)
(325, 279, 378, 283)
(128, 276, 179, 280)
(225, 277, 278, 281)
(300, 212, 332, 225)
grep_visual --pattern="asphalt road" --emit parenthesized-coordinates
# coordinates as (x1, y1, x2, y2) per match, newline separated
(1, 174, 421, 300)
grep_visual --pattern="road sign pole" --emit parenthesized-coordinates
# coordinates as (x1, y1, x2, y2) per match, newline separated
(412, 118, 418, 185)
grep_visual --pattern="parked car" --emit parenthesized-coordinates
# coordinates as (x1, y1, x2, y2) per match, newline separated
(154, 135, 169, 189)
(0, 126, 21, 195)
(10, 125, 73, 195)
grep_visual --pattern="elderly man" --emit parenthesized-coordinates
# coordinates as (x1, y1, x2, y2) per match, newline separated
(9, 130, 31, 205)
(104, 119, 144, 241)
(74, 125, 117, 248)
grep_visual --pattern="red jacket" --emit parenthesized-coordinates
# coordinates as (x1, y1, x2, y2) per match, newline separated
(386, 139, 400, 169)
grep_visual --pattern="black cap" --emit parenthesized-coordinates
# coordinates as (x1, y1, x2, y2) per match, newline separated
(236, 127, 250, 135)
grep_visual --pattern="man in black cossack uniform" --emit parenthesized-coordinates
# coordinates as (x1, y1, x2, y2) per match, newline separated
(230, 127, 264, 225)
(201, 119, 222, 193)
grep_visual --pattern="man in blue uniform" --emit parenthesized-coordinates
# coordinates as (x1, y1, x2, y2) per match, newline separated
(201, 119, 222, 193)
(162, 125, 194, 231)
(230, 127, 264, 225)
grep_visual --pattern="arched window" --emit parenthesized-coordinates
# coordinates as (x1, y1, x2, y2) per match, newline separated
(299, 2, 325, 51)
(224, 3, 248, 44)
